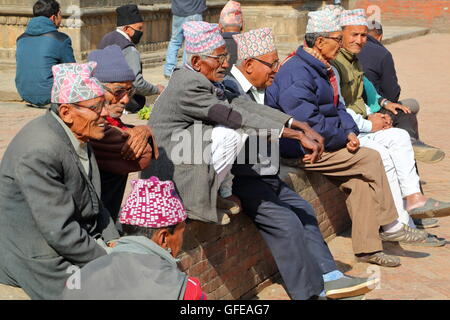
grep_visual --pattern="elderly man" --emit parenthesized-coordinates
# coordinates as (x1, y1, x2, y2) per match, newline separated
(332, 9, 450, 225)
(63, 177, 206, 300)
(219, 0, 243, 74)
(266, 9, 429, 267)
(332, 9, 444, 165)
(0, 62, 119, 299)
(222, 28, 377, 300)
(99, 4, 164, 113)
(142, 21, 326, 227)
(87, 45, 158, 226)
(357, 20, 445, 164)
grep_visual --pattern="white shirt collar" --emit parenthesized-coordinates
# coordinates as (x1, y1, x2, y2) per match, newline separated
(116, 28, 132, 42)
(230, 65, 253, 93)
(230, 65, 266, 104)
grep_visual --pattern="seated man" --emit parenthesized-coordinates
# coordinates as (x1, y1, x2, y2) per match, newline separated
(332, 9, 444, 164)
(223, 27, 377, 300)
(99, 4, 164, 113)
(63, 177, 206, 300)
(142, 21, 323, 227)
(0, 62, 119, 299)
(88, 45, 158, 226)
(218, 0, 243, 74)
(357, 20, 444, 164)
(15, 0, 75, 107)
(331, 9, 450, 224)
(266, 9, 428, 268)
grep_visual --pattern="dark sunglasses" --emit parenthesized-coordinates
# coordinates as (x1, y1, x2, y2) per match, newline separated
(251, 57, 280, 71)
(103, 85, 136, 100)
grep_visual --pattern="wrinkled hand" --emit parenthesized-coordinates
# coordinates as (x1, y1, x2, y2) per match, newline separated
(121, 125, 152, 160)
(368, 113, 392, 132)
(290, 120, 325, 157)
(298, 132, 321, 164)
(346, 133, 360, 153)
(384, 102, 411, 115)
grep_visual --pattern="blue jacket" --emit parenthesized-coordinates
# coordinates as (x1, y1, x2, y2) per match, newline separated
(15, 16, 75, 106)
(265, 46, 359, 158)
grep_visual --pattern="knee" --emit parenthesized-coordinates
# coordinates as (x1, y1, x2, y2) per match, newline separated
(389, 128, 411, 145)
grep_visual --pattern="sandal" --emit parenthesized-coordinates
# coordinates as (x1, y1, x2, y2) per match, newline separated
(409, 234, 446, 247)
(380, 225, 428, 244)
(356, 251, 401, 267)
(413, 218, 439, 229)
(408, 198, 450, 219)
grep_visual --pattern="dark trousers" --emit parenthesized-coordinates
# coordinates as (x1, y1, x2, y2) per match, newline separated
(125, 94, 146, 113)
(100, 170, 128, 226)
(380, 101, 419, 140)
(232, 175, 337, 300)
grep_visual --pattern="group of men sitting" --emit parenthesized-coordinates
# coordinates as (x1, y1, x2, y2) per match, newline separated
(0, 1, 449, 300)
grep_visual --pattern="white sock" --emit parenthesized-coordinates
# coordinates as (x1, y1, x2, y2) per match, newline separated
(382, 220, 404, 234)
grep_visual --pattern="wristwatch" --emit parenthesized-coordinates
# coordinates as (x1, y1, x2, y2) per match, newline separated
(379, 98, 391, 108)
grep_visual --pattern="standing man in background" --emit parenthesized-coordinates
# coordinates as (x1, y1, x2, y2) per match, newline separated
(99, 4, 164, 113)
(163, 0, 206, 79)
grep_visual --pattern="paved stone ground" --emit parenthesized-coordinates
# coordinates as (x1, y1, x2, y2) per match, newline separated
(0, 32, 449, 300)
(257, 33, 450, 300)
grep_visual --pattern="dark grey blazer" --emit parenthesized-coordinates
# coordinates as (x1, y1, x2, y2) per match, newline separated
(0, 111, 119, 299)
(142, 67, 291, 223)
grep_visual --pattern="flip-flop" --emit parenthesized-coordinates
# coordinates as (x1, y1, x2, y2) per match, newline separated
(408, 198, 450, 219)
(413, 218, 439, 229)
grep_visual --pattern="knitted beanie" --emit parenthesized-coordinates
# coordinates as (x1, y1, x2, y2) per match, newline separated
(87, 45, 136, 83)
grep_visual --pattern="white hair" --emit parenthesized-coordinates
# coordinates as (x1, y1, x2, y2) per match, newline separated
(185, 49, 216, 67)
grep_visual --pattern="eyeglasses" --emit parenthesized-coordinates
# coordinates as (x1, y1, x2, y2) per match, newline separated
(323, 36, 343, 45)
(71, 100, 106, 114)
(103, 85, 136, 100)
(203, 53, 230, 65)
(251, 57, 280, 71)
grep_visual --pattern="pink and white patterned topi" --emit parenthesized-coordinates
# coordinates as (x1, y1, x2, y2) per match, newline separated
(233, 27, 276, 60)
(340, 9, 369, 27)
(220, 0, 243, 26)
(51, 62, 104, 104)
(119, 177, 187, 229)
(182, 21, 225, 54)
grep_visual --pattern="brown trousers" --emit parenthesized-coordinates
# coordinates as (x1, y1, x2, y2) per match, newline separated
(300, 147, 398, 254)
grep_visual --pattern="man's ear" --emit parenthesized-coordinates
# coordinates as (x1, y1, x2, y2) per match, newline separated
(58, 104, 74, 125)
(152, 229, 170, 249)
(218, 23, 225, 33)
(244, 59, 254, 74)
(191, 55, 202, 72)
(315, 37, 325, 50)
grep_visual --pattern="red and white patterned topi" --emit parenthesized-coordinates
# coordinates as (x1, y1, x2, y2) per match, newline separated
(119, 177, 187, 228)
(233, 27, 276, 61)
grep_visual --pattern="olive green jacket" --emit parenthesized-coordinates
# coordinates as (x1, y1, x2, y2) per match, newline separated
(331, 49, 367, 117)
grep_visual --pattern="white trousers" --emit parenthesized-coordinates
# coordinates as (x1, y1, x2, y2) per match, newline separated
(359, 128, 420, 227)
(211, 125, 248, 196)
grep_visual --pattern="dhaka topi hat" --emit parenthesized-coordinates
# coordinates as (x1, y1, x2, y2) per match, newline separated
(340, 9, 369, 27)
(51, 62, 104, 104)
(182, 21, 226, 54)
(116, 4, 143, 27)
(321, 4, 345, 17)
(88, 45, 136, 83)
(119, 177, 187, 229)
(306, 9, 342, 34)
(233, 27, 276, 60)
(220, 1, 243, 26)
